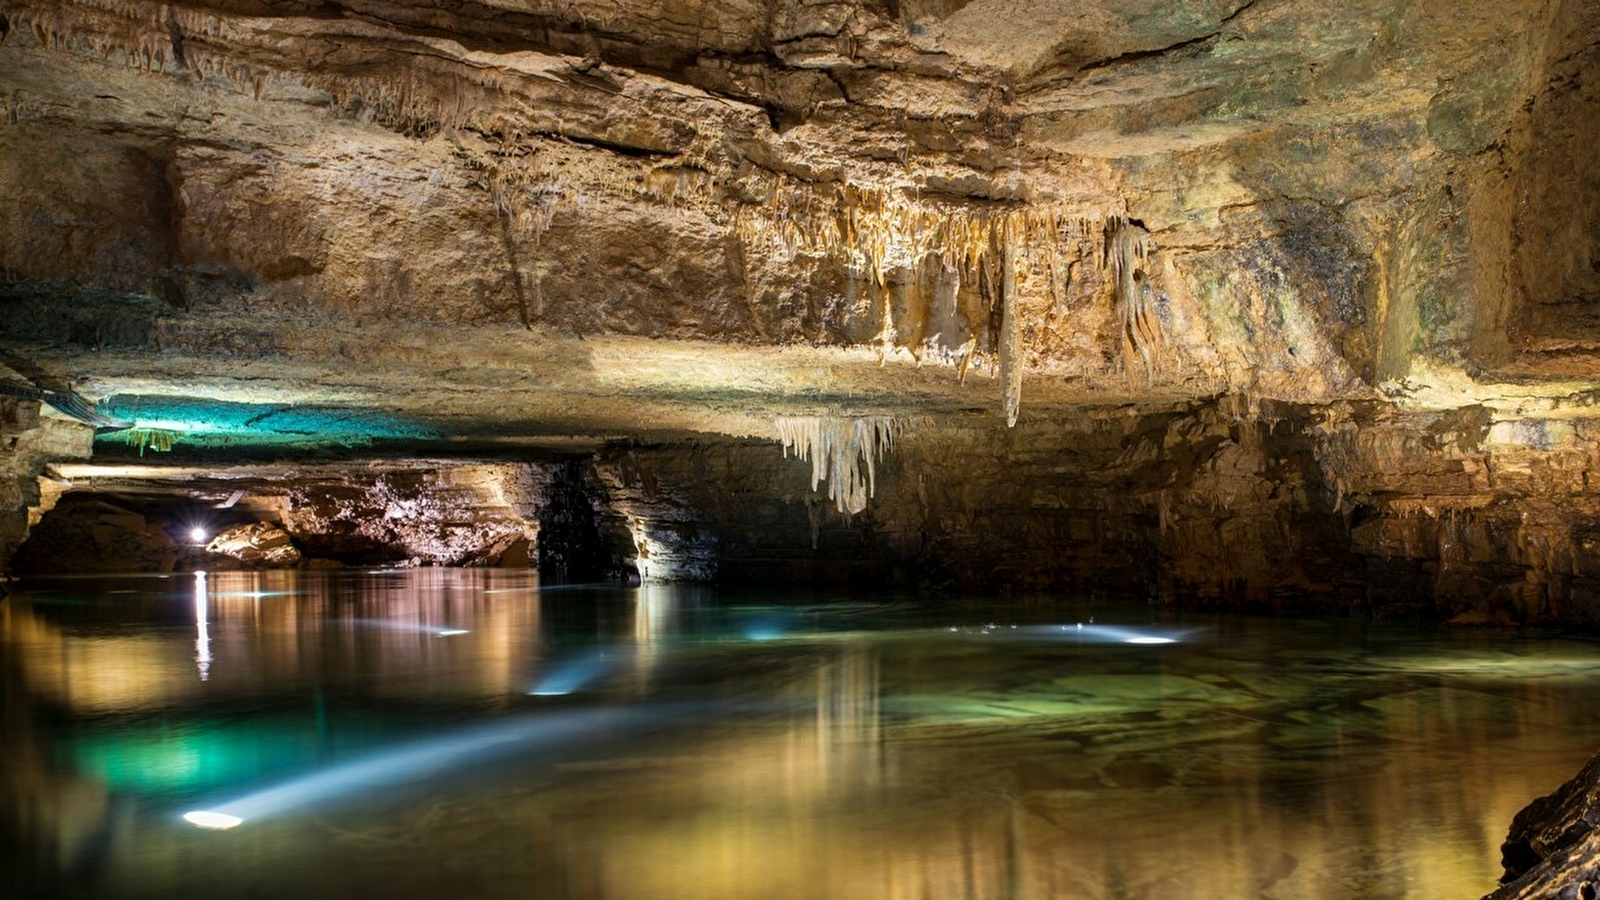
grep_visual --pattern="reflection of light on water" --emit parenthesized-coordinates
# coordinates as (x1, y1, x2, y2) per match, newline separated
(528, 648, 626, 696)
(1376, 656, 1600, 677)
(812, 646, 881, 788)
(635, 586, 675, 644)
(632, 587, 675, 693)
(951, 624, 1192, 645)
(742, 616, 788, 642)
(486, 583, 609, 595)
(194, 572, 211, 682)
(182, 709, 631, 829)
(346, 619, 469, 638)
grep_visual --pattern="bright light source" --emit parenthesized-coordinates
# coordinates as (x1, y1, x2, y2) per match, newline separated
(434, 629, 469, 637)
(189, 527, 208, 543)
(1126, 637, 1176, 645)
(183, 810, 243, 830)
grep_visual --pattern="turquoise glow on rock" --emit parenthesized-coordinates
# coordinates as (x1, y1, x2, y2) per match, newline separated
(94, 395, 437, 451)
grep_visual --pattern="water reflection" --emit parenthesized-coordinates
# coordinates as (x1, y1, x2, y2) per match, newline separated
(192, 573, 210, 682)
(2, 572, 1600, 898)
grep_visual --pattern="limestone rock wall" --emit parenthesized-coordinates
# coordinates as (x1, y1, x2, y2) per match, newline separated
(1, 0, 1593, 398)
(596, 400, 1600, 622)
(8, 494, 187, 573)
(271, 464, 541, 567)
(0, 396, 93, 574)
(2, 0, 1600, 626)
(10, 393, 1600, 623)
(4, 462, 547, 573)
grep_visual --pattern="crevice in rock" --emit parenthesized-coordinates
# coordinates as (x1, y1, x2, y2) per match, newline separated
(538, 457, 629, 584)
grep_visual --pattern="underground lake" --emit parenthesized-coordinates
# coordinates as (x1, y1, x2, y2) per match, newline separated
(4, 569, 1597, 899)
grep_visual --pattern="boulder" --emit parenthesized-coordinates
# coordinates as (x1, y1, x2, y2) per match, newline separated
(204, 522, 303, 567)
(1491, 753, 1600, 898)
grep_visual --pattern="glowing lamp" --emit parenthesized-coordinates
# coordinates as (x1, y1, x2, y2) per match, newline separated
(183, 810, 243, 830)
(189, 527, 208, 543)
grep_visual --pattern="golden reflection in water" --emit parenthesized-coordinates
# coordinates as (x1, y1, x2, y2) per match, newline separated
(4, 598, 200, 712)
(0, 602, 109, 888)
(493, 652, 1597, 899)
(6, 576, 1600, 899)
(3, 570, 551, 711)
(512, 640, 1026, 900)
(628, 584, 675, 694)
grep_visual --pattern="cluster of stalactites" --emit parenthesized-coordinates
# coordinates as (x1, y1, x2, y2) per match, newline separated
(1105, 215, 1163, 385)
(122, 427, 177, 456)
(4, 0, 513, 121)
(7, 0, 186, 74)
(733, 181, 1093, 288)
(774, 415, 903, 515)
(737, 182, 1117, 428)
(4, 0, 281, 94)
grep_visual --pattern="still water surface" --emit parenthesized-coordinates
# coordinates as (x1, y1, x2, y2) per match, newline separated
(4, 570, 1600, 898)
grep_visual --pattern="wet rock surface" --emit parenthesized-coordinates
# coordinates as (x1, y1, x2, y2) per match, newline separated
(0, 393, 95, 573)
(1492, 753, 1600, 899)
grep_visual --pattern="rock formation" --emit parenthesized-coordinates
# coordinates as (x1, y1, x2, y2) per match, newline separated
(0, 0, 1595, 621)
(1493, 751, 1600, 898)
(5, 3, 1600, 886)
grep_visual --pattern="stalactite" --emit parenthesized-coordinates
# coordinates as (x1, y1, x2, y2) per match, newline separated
(123, 428, 177, 455)
(773, 415, 902, 515)
(874, 279, 897, 366)
(641, 165, 715, 208)
(734, 181, 1107, 401)
(998, 217, 1021, 427)
(1105, 216, 1164, 386)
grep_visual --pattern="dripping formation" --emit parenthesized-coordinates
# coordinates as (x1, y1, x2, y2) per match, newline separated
(1105, 217, 1163, 387)
(0, 0, 1175, 425)
(773, 416, 904, 515)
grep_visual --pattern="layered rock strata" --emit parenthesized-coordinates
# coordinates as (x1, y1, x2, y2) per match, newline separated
(0, 391, 93, 573)
(0, 0, 1594, 398)
(0, 0, 1596, 621)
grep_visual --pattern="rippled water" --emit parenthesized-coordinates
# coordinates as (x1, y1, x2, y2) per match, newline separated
(4, 570, 1600, 899)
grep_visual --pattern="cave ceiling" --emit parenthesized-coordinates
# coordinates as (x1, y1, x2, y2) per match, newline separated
(0, 0, 1597, 453)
